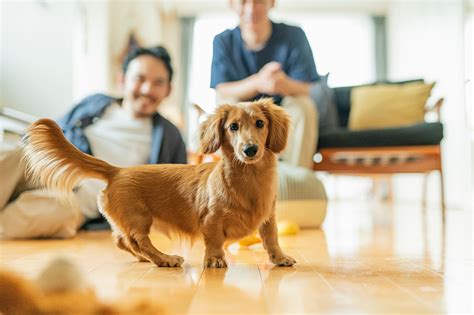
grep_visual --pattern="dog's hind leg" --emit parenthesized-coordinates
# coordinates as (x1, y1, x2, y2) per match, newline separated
(121, 212, 184, 267)
(97, 191, 148, 261)
(126, 234, 184, 267)
(103, 195, 184, 267)
(113, 232, 148, 262)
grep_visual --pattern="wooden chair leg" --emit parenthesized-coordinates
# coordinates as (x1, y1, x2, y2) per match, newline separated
(439, 168, 446, 224)
(438, 147, 446, 224)
(385, 175, 393, 203)
(373, 176, 393, 203)
(422, 172, 429, 210)
(371, 177, 379, 200)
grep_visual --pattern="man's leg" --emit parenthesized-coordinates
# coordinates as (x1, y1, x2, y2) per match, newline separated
(0, 145, 84, 239)
(215, 92, 239, 105)
(281, 96, 319, 169)
(0, 146, 24, 209)
(0, 189, 84, 239)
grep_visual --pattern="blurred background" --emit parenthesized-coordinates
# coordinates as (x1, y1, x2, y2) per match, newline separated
(1, 0, 472, 212)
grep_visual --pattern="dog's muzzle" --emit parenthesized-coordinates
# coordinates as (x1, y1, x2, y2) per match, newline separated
(243, 144, 259, 158)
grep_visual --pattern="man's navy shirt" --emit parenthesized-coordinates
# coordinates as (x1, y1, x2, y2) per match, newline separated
(210, 21, 320, 104)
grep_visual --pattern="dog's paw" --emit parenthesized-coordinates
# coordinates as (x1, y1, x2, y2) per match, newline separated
(156, 255, 184, 267)
(137, 256, 149, 263)
(271, 254, 296, 267)
(205, 256, 228, 268)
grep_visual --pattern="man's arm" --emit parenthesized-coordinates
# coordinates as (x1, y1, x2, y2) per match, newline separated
(216, 61, 284, 102)
(215, 74, 259, 102)
(275, 73, 312, 97)
(217, 66, 312, 100)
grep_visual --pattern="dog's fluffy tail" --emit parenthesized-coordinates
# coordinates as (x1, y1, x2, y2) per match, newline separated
(22, 118, 118, 200)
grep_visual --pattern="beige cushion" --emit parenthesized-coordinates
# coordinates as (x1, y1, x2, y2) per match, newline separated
(276, 162, 327, 228)
(276, 200, 327, 229)
(348, 82, 435, 130)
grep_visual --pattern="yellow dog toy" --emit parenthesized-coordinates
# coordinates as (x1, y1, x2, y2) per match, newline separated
(236, 221, 300, 247)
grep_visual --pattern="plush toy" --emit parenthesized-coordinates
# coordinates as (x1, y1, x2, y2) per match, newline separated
(0, 258, 163, 315)
(234, 221, 300, 248)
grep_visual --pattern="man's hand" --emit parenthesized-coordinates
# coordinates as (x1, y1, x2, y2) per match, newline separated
(272, 71, 290, 96)
(256, 62, 289, 95)
(259, 61, 282, 77)
(256, 62, 311, 97)
(216, 61, 310, 101)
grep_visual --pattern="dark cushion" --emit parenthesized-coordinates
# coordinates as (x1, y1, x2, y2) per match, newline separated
(333, 79, 425, 127)
(80, 216, 110, 231)
(318, 122, 443, 149)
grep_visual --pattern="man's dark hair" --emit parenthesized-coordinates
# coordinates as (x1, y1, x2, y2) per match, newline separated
(122, 46, 173, 81)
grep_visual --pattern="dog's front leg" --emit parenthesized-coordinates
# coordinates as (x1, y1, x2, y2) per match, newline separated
(259, 214, 296, 266)
(202, 216, 227, 268)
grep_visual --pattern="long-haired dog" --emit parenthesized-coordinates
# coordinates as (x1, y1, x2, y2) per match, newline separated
(22, 98, 296, 268)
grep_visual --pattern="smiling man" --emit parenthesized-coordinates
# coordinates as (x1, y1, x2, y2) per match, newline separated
(61, 46, 186, 167)
(0, 46, 187, 239)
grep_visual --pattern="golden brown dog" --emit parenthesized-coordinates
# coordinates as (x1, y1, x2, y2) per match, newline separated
(23, 98, 296, 268)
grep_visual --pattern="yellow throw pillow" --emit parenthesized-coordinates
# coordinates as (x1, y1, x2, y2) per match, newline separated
(348, 82, 435, 130)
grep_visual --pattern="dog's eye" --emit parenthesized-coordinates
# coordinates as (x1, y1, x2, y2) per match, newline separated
(256, 120, 264, 128)
(229, 123, 239, 131)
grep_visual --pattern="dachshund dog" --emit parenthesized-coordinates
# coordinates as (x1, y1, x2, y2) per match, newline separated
(23, 98, 296, 268)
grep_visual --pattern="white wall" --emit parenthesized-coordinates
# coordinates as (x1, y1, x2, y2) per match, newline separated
(0, 2, 3, 104)
(468, 8, 474, 209)
(1, 1, 75, 118)
(72, 1, 110, 104)
(160, 10, 185, 129)
(387, 1, 470, 210)
(107, 0, 163, 96)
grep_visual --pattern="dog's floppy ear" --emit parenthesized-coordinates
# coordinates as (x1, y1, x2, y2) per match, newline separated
(199, 104, 232, 154)
(257, 98, 291, 153)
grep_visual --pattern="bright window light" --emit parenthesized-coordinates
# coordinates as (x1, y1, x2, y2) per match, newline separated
(273, 12, 376, 87)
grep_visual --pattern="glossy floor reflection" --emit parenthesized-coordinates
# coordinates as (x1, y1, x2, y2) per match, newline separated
(0, 200, 472, 314)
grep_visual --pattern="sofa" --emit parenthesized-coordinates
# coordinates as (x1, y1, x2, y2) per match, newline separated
(312, 79, 445, 221)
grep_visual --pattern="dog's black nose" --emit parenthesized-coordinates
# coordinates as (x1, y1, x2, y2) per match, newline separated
(243, 144, 258, 157)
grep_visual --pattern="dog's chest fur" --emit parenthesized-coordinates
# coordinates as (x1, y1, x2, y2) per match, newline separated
(216, 163, 277, 240)
(221, 196, 275, 239)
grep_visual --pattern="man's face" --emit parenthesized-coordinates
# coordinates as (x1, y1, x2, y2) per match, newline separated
(232, 0, 274, 30)
(122, 55, 171, 118)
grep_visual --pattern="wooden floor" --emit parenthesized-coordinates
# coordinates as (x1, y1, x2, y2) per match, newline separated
(0, 200, 472, 314)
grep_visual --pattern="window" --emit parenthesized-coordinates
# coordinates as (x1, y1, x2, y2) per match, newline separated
(186, 13, 236, 150)
(272, 12, 376, 87)
(467, 10, 474, 134)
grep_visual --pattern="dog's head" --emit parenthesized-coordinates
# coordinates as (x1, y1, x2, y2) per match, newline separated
(199, 98, 290, 164)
